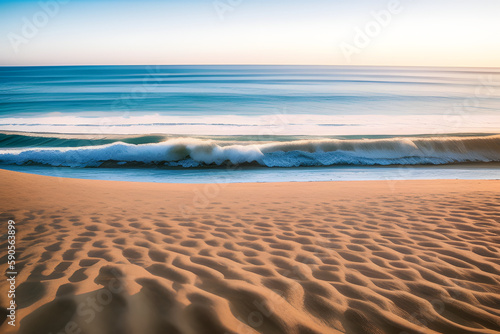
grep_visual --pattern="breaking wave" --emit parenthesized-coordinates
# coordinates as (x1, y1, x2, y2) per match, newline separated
(1, 135, 499, 168)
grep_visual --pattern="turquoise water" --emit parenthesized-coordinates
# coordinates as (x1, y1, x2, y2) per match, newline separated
(1, 65, 499, 182)
(3, 164, 500, 183)
(1, 65, 498, 118)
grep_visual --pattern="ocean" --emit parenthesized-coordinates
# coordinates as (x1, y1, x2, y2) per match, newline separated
(1, 65, 499, 183)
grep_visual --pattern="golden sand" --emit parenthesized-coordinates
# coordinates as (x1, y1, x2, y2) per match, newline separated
(1, 169, 500, 334)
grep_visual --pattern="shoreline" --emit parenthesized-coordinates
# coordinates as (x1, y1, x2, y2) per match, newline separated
(2, 164, 500, 185)
(3, 167, 499, 185)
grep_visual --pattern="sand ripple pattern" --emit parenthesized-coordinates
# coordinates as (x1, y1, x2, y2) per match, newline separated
(1, 176, 500, 334)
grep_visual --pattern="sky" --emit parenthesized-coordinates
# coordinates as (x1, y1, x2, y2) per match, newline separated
(0, 0, 499, 67)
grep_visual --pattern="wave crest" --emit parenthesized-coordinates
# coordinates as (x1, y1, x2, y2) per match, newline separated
(1, 135, 499, 168)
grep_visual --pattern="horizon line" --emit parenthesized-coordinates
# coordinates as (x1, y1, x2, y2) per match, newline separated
(1, 64, 499, 70)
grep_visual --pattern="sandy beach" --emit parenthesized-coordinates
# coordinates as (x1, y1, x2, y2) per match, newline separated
(1, 169, 500, 334)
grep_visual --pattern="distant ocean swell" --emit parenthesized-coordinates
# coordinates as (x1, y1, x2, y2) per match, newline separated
(1, 135, 499, 168)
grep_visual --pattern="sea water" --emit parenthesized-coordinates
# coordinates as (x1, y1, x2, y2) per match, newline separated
(1, 65, 499, 182)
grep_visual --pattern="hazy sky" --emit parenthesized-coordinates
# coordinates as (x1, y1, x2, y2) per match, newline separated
(0, 0, 499, 67)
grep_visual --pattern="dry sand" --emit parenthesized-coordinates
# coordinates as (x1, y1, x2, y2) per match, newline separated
(1, 169, 500, 334)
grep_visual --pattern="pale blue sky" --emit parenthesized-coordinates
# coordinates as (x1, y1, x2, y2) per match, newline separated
(0, 0, 499, 66)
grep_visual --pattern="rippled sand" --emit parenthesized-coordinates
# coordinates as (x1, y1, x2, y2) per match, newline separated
(1, 170, 499, 334)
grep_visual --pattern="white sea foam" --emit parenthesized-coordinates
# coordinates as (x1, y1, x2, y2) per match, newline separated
(1, 114, 500, 136)
(1, 135, 499, 168)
